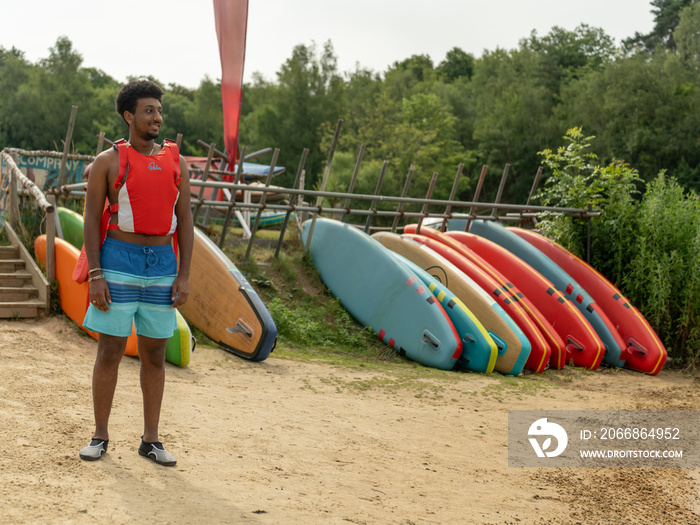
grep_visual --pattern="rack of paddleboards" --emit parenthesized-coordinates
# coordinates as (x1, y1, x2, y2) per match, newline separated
(302, 217, 667, 375)
(35, 207, 277, 367)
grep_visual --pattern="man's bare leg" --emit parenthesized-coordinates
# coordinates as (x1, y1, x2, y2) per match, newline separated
(138, 335, 167, 443)
(92, 334, 128, 440)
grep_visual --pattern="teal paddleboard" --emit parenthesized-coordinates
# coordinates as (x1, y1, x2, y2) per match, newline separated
(392, 252, 498, 373)
(302, 218, 462, 370)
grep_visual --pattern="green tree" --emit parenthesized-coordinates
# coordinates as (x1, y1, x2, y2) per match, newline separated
(184, 77, 223, 154)
(674, 0, 700, 71)
(241, 41, 345, 188)
(471, 47, 557, 202)
(437, 47, 475, 82)
(625, 0, 694, 52)
(557, 49, 700, 190)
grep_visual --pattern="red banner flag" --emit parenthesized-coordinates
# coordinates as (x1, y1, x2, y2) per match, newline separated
(213, 0, 248, 169)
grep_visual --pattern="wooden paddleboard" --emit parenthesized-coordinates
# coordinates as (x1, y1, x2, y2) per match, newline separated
(509, 227, 667, 374)
(373, 232, 530, 375)
(447, 231, 605, 370)
(34, 235, 193, 366)
(179, 227, 277, 361)
(469, 220, 626, 368)
(302, 218, 463, 370)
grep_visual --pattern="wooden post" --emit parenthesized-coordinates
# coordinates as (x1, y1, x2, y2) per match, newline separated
(440, 163, 464, 232)
(219, 146, 247, 247)
(46, 195, 56, 282)
(364, 160, 388, 233)
(415, 172, 439, 235)
(57, 105, 78, 189)
(95, 131, 105, 156)
(192, 142, 216, 226)
(341, 144, 365, 223)
(465, 164, 488, 232)
(490, 163, 510, 217)
(245, 148, 280, 260)
(391, 165, 415, 233)
(526, 166, 543, 207)
(274, 148, 308, 259)
(587, 203, 592, 264)
(304, 119, 343, 252)
(175, 133, 183, 150)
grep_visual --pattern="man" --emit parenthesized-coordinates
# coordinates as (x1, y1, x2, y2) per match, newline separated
(79, 80, 193, 466)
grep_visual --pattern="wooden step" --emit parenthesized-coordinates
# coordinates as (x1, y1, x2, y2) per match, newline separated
(0, 258, 25, 272)
(0, 245, 20, 260)
(0, 271, 33, 287)
(0, 286, 39, 301)
(0, 299, 47, 319)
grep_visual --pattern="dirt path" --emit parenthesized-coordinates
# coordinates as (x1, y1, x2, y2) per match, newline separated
(1, 316, 698, 524)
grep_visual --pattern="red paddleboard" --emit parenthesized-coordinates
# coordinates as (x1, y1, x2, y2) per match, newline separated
(447, 231, 605, 370)
(405, 225, 563, 371)
(509, 227, 667, 375)
(402, 232, 551, 373)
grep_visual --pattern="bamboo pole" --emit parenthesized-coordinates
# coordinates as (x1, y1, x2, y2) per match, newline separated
(0, 152, 54, 213)
(3, 148, 95, 162)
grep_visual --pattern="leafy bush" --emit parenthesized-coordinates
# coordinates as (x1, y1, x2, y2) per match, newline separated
(536, 128, 700, 368)
(623, 174, 700, 367)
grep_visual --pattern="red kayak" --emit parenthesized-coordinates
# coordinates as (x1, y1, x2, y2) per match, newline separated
(403, 230, 552, 373)
(446, 231, 605, 370)
(508, 227, 667, 375)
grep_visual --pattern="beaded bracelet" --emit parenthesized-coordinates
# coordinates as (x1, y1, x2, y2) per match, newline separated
(88, 268, 103, 274)
(88, 274, 105, 283)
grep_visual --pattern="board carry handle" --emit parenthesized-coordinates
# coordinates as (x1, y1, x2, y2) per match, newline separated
(420, 330, 441, 350)
(488, 331, 508, 356)
(226, 321, 253, 338)
(566, 337, 584, 352)
(627, 338, 647, 356)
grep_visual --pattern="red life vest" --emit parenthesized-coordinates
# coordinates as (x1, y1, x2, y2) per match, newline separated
(107, 139, 182, 235)
(72, 139, 182, 283)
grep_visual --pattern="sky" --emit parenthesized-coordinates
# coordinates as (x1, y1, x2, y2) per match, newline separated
(2, 0, 656, 89)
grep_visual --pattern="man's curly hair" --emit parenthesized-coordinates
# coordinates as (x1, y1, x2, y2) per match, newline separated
(115, 80, 164, 123)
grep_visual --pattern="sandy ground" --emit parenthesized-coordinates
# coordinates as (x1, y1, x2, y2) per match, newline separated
(1, 316, 699, 525)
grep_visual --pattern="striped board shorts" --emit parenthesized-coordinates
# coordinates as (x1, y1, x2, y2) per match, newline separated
(83, 237, 178, 339)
